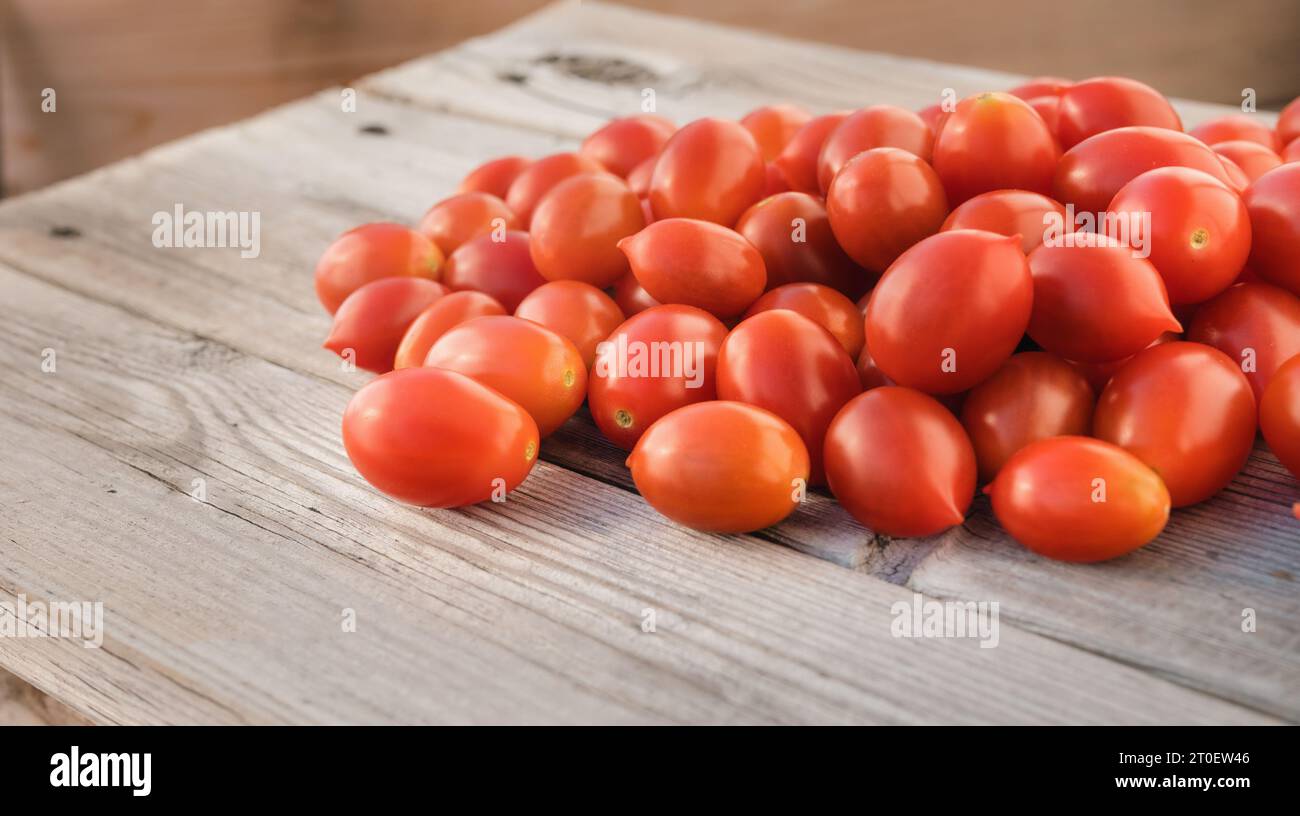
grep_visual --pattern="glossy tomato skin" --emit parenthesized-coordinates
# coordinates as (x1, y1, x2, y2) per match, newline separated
(514, 280, 625, 368)
(1260, 354, 1300, 479)
(1243, 162, 1300, 296)
(940, 189, 1067, 254)
(1213, 140, 1283, 183)
(417, 192, 519, 254)
(743, 282, 865, 358)
(323, 278, 448, 373)
(579, 115, 675, 178)
(588, 304, 727, 449)
(816, 105, 933, 193)
(505, 152, 605, 226)
(735, 192, 868, 298)
(442, 230, 546, 312)
(456, 155, 532, 199)
(619, 218, 766, 318)
(866, 230, 1032, 394)
(772, 112, 849, 194)
(932, 92, 1061, 204)
(528, 173, 644, 288)
(741, 104, 813, 161)
(314, 223, 443, 315)
(611, 271, 660, 316)
(1094, 342, 1256, 507)
(826, 147, 949, 274)
(988, 436, 1170, 562)
(393, 290, 505, 370)
(823, 387, 976, 537)
(627, 401, 809, 533)
(1187, 282, 1300, 401)
(342, 367, 538, 507)
(960, 352, 1095, 483)
(1056, 76, 1182, 149)
(648, 118, 765, 225)
(424, 315, 586, 437)
(1189, 115, 1280, 151)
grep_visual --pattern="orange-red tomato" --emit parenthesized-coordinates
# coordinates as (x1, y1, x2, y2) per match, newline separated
(823, 386, 976, 537)
(960, 352, 1095, 483)
(772, 111, 849, 194)
(816, 105, 933, 193)
(735, 192, 868, 298)
(324, 277, 448, 373)
(1187, 282, 1300, 401)
(424, 315, 586, 437)
(1094, 342, 1256, 506)
(456, 155, 532, 199)
(987, 436, 1170, 562)
(940, 189, 1067, 254)
(588, 304, 727, 449)
(393, 290, 505, 370)
(504, 152, 605, 226)
(1189, 114, 1280, 151)
(826, 147, 948, 274)
(717, 310, 861, 484)
(514, 280, 625, 368)
(1056, 76, 1182, 149)
(932, 92, 1061, 204)
(743, 282, 865, 358)
(1260, 354, 1300, 479)
(442, 230, 546, 311)
(741, 104, 813, 161)
(1212, 140, 1283, 183)
(314, 223, 443, 315)
(1281, 97, 1300, 146)
(619, 218, 766, 318)
(342, 367, 538, 507)
(416, 192, 519, 254)
(1243, 162, 1300, 297)
(648, 118, 765, 225)
(528, 173, 644, 288)
(579, 115, 675, 178)
(1008, 76, 1072, 99)
(865, 230, 1032, 394)
(627, 401, 809, 533)
(611, 271, 660, 317)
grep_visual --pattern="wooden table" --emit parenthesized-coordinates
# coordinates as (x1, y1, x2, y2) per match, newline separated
(1, 1, 1295, 724)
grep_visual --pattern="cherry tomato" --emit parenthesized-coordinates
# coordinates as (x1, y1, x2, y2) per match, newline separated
(1187, 282, 1300, 401)
(514, 280, 625, 368)
(1069, 331, 1178, 393)
(865, 230, 1032, 394)
(824, 387, 976, 537)
(735, 191, 868, 298)
(1027, 235, 1180, 362)
(579, 115, 675, 178)
(1280, 97, 1300, 146)
(442, 230, 546, 312)
(323, 277, 448, 373)
(1243, 162, 1300, 296)
(314, 223, 443, 314)
(619, 218, 766, 318)
(588, 304, 727, 449)
(626, 156, 656, 197)
(940, 189, 1067, 254)
(1008, 76, 1071, 100)
(855, 344, 890, 390)
(393, 290, 505, 370)
(424, 315, 586, 437)
(627, 401, 808, 533)
(456, 155, 532, 199)
(816, 105, 933, 193)
(741, 104, 813, 161)
(612, 271, 660, 316)
(1212, 140, 1283, 183)
(648, 117, 765, 225)
(416, 192, 519, 254)
(743, 282, 865, 358)
(826, 147, 948, 274)
(772, 112, 849, 194)
(932, 92, 1060, 204)
(504, 152, 605, 226)
(1189, 114, 1281, 151)
(987, 436, 1170, 562)
(528, 173, 644, 288)
(1260, 354, 1300, 480)
(1056, 76, 1182, 149)
(342, 367, 538, 507)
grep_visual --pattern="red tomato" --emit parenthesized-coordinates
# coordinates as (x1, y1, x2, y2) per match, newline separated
(314, 223, 443, 315)
(743, 282, 865, 358)
(1008, 76, 1072, 100)
(816, 105, 933, 193)
(1281, 97, 1300, 146)
(1106, 167, 1251, 304)
(1056, 76, 1182, 149)
(826, 147, 949, 273)
(1213, 140, 1283, 183)
(504, 152, 605, 226)
(1260, 354, 1300, 479)
(1069, 331, 1178, 393)
(1094, 342, 1256, 506)
(916, 104, 951, 139)
(772, 112, 849, 194)
(619, 218, 766, 318)
(741, 104, 813, 161)
(987, 436, 1170, 562)
(579, 115, 675, 178)
(1187, 282, 1300, 401)
(393, 290, 505, 370)
(865, 230, 1032, 394)
(1025, 95, 1062, 137)
(612, 271, 660, 316)
(528, 173, 644, 288)
(588, 304, 727, 449)
(456, 155, 532, 199)
(735, 192, 868, 298)
(1244, 162, 1300, 296)
(323, 278, 448, 373)
(824, 387, 976, 537)
(342, 367, 538, 507)
(442, 230, 545, 311)
(960, 352, 1095, 483)
(940, 189, 1067, 254)
(416, 192, 519, 254)
(932, 93, 1060, 204)
(424, 315, 586, 437)
(627, 401, 808, 533)
(717, 310, 861, 484)
(1189, 114, 1281, 151)
(514, 280, 625, 368)
(1027, 235, 1180, 362)
(626, 156, 656, 197)
(648, 117, 765, 225)
(855, 344, 890, 390)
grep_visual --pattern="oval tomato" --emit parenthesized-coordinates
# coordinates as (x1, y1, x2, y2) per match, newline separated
(1212, 140, 1283, 183)
(514, 280, 625, 368)
(772, 112, 849, 194)
(932, 92, 1060, 204)
(1189, 114, 1280, 151)
(940, 189, 1067, 254)
(579, 115, 675, 178)
(619, 218, 766, 318)
(1243, 162, 1300, 296)
(648, 117, 765, 225)
(323, 277, 447, 373)
(1056, 76, 1182, 149)
(456, 155, 532, 199)
(528, 173, 644, 288)
(826, 147, 948, 274)
(442, 230, 545, 311)
(417, 192, 519, 254)
(816, 105, 933, 193)
(741, 104, 813, 161)
(611, 271, 660, 317)
(314, 223, 443, 315)
(1187, 281, 1300, 401)
(735, 191, 868, 298)
(393, 290, 505, 370)
(744, 282, 865, 358)
(504, 151, 605, 226)
(1260, 354, 1300, 479)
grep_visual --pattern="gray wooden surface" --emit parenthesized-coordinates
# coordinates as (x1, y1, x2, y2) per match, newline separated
(0, 0, 1294, 724)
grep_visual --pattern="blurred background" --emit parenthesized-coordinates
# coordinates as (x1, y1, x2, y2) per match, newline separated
(3, 0, 1299, 197)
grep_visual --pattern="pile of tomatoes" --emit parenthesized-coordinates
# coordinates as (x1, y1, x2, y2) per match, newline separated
(316, 75, 1300, 563)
